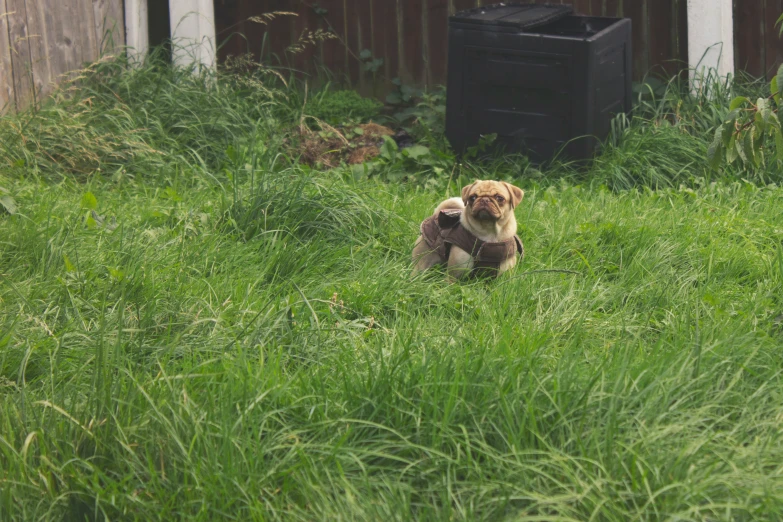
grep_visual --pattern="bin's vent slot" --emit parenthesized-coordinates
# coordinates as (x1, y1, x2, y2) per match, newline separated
(451, 3, 574, 31)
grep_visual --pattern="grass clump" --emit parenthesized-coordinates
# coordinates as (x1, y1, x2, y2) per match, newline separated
(2, 54, 783, 521)
(307, 89, 384, 125)
(597, 72, 781, 189)
(0, 49, 287, 181)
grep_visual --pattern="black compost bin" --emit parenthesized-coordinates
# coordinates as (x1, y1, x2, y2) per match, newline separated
(445, 3, 632, 163)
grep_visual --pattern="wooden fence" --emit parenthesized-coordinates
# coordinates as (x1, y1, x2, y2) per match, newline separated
(215, 0, 689, 92)
(1, 0, 781, 114)
(0, 0, 124, 113)
(735, 0, 783, 80)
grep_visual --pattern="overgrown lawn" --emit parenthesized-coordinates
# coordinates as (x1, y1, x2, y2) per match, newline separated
(1, 56, 783, 521)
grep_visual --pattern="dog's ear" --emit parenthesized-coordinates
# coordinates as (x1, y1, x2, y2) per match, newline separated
(502, 182, 524, 208)
(461, 181, 478, 205)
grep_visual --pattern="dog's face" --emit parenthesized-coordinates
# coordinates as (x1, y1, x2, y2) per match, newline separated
(461, 180, 524, 223)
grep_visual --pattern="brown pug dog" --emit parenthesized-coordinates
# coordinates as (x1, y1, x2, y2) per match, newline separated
(412, 180, 525, 280)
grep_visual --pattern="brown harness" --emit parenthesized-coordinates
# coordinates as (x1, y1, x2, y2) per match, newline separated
(420, 209, 524, 277)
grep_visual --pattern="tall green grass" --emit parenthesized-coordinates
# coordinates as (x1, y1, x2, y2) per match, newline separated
(1, 55, 783, 520)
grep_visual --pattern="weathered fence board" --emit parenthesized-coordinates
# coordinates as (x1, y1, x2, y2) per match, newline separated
(44, 0, 100, 83)
(764, 0, 783, 76)
(93, 0, 126, 53)
(1, 3, 15, 111)
(5, 0, 35, 108)
(24, 0, 55, 103)
(428, 0, 450, 86)
(0, 0, 123, 113)
(216, 0, 689, 92)
(734, 0, 783, 80)
(375, 0, 399, 84)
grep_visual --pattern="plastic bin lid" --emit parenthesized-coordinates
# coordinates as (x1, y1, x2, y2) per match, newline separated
(451, 3, 574, 31)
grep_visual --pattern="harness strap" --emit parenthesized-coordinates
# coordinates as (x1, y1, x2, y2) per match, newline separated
(420, 210, 523, 276)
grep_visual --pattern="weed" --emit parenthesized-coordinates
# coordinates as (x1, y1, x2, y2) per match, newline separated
(387, 81, 448, 148)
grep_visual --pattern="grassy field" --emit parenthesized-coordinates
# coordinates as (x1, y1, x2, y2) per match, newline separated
(2, 56, 783, 521)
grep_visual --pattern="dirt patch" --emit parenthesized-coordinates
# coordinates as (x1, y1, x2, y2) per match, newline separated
(296, 122, 396, 168)
(348, 146, 381, 164)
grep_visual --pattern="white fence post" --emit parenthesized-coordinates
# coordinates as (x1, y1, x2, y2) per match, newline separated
(124, 0, 149, 63)
(687, 0, 734, 90)
(168, 0, 217, 70)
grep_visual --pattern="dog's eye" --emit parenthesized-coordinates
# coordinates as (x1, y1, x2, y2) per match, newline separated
(468, 195, 477, 203)
(494, 195, 505, 204)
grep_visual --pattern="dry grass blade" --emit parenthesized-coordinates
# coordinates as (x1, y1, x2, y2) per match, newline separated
(247, 11, 299, 25)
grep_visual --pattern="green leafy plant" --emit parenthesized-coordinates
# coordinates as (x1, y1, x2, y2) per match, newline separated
(0, 186, 17, 215)
(80, 191, 100, 228)
(385, 77, 422, 106)
(707, 66, 783, 169)
(709, 14, 783, 169)
(349, 135, 454, 184)
(359, 49, 386, 97)
(310, 2, 328, 16)
(463, 133, 498, 160)
(359, 49, 384, 75)
(387, 81, 447, 147)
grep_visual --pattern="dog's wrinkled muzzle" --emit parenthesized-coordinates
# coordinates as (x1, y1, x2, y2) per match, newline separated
(472, 198, 500, 220)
